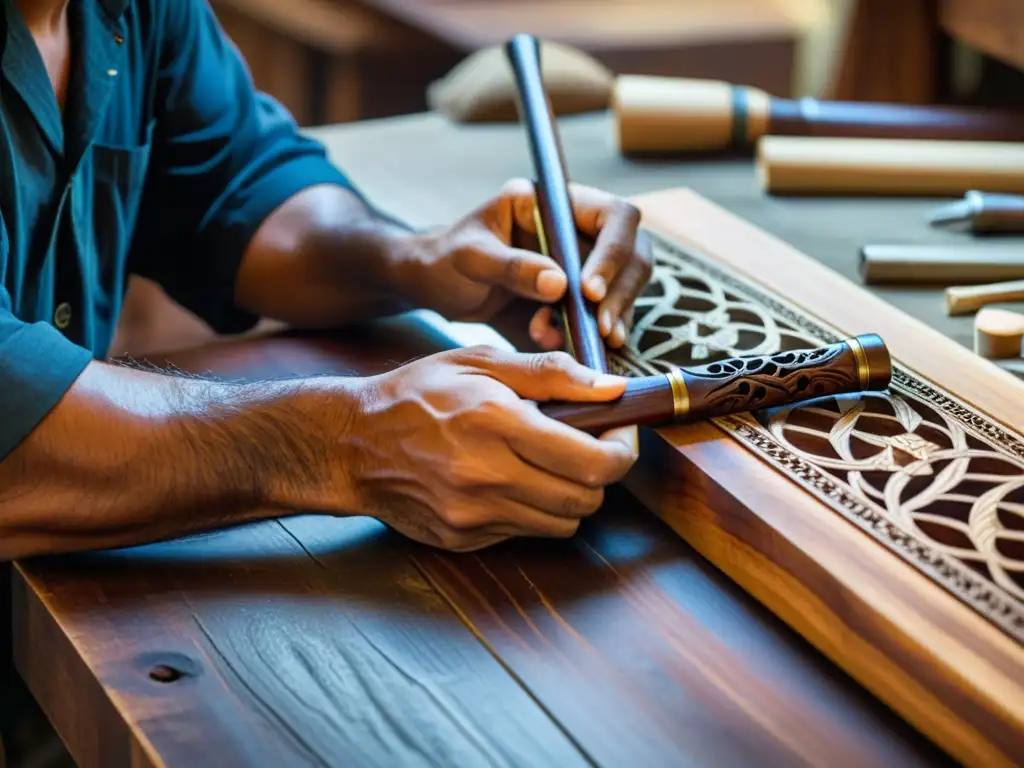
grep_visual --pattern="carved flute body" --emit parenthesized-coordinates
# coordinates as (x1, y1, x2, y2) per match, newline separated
(506, 33, 608, 373)
(613, 75, 1024, 155)
(540, 335, 891, 435)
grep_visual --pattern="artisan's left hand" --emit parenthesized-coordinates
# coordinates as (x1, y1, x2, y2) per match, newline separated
(405, 178, 653, 349)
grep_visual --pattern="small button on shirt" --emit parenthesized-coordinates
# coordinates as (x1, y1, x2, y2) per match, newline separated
(0, 0, 358, 461)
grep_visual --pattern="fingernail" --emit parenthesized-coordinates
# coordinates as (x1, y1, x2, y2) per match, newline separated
(599, 308, 612, 335)
(602, 425, 639, 455)
(587, 276, 607, 301)
(592, 374, 627, 390)
(614, 319, 627, 345)
(536, 270, 565, 298)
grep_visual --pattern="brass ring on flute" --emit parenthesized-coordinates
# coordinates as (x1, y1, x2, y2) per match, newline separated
(846, 336, 871, 390)
(666, 368, 690, 418)
(533, 205, 550, 257)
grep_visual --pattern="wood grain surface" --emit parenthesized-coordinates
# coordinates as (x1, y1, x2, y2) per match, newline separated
(626, 188, 1024, 768)
(355, 0, 798, 96)
(828, 0, 938, 103)
(13, 313, 953, 767)
(940, 0, 1024, 73)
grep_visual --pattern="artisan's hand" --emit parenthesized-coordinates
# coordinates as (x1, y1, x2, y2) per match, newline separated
(341, 346, 638, 552)
(404, 178, 653, 349)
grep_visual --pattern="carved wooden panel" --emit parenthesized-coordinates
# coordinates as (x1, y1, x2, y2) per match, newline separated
(609, 233, 1024, 645)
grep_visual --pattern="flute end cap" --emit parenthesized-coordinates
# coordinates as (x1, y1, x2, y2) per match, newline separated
(848, 333, 892, 390)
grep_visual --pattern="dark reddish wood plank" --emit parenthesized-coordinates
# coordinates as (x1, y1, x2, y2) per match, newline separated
(409, 486, 954, 766)
(15, 514, 586, 767)
(14, 315, 953, 766)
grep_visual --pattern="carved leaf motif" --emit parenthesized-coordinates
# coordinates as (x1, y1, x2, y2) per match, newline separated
(891, 395, 924, 434)
(827, 400, 864, 461)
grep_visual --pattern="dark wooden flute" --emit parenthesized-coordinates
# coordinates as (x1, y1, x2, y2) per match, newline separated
(505, 33, 608, 373)
(613, 75, 1024, 155)
(505, 39, 892, 434)
(540, 334, 892, 435)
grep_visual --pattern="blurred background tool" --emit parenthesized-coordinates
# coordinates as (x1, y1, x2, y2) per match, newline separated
(612, 76, 1024, 155)
(758, 136, 1024, 196)
(928, 191, 1024, 234)
(859, 243, 1024, 284)
(995, 358, 1024, 380)
(946, 279, 1024, 315)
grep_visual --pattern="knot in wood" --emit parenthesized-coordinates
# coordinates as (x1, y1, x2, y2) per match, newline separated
(149, 664, 184, 683)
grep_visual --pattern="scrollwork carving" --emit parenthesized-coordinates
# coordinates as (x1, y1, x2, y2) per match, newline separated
(609, 233, 1024, 642)
(681, 344, 861, 419)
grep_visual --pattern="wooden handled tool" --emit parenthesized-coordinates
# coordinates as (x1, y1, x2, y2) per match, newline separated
(859, 243, 1024, 285)
(540, 335, 892, 435)
(757, 136, 1024, 197)
(612, 75, 1024, 155)
(929, 191, 1024, 234)
(506, 33, 608, 373)
(946, 280, 1024, 316)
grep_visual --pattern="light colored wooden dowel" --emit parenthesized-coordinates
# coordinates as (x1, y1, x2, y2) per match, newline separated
(859, 243, 1024, 284)
(974, 307, 1024, 358)
(757, 136, 1024, 195)
(946, 279, 1024, 315)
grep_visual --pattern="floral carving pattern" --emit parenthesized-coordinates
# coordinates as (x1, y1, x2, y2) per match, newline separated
(609, 233, 1024, 642)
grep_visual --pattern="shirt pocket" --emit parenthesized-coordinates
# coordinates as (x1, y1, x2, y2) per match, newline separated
(86, 119, 155, 283)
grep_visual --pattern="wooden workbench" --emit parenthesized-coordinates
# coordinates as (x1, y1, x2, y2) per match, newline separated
(11, 110, 1009, 767)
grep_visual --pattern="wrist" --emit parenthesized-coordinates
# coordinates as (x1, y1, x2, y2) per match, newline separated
(378, 227, 445, 311)
(250, 376, 366, 515)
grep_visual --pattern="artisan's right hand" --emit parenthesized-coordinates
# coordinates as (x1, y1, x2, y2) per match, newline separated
(337, 346, 638, 551)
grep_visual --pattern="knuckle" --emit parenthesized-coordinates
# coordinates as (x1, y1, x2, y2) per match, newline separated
(459, 398, 511, 432)
(529, 351, 576, 378)
(616, 199, 642, 227)
(603, 241, 634, 268)
(447, 458, 484, 489)
(581, 467, 606, 488)
(454, 344, 501, 368)
(561, 487, 604, 518)
(499, 177, 532, 198)
(439, 502, 483, 531)
(503, 253, 526, 287)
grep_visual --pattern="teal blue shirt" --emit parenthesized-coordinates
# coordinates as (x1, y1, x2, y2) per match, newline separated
(0, 0, 357, 460)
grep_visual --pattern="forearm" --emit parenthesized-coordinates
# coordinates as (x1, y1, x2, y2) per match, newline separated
(235, 184, 425, 328)
(0, 361, 354, 560)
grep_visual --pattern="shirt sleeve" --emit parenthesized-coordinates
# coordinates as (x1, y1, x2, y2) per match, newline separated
(0, 288, 93, 461)
(129, 0, 361, 335)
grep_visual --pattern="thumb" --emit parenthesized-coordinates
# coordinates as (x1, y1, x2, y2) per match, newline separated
(457, 347, 627, 402)
(454, 231, 567, 302)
